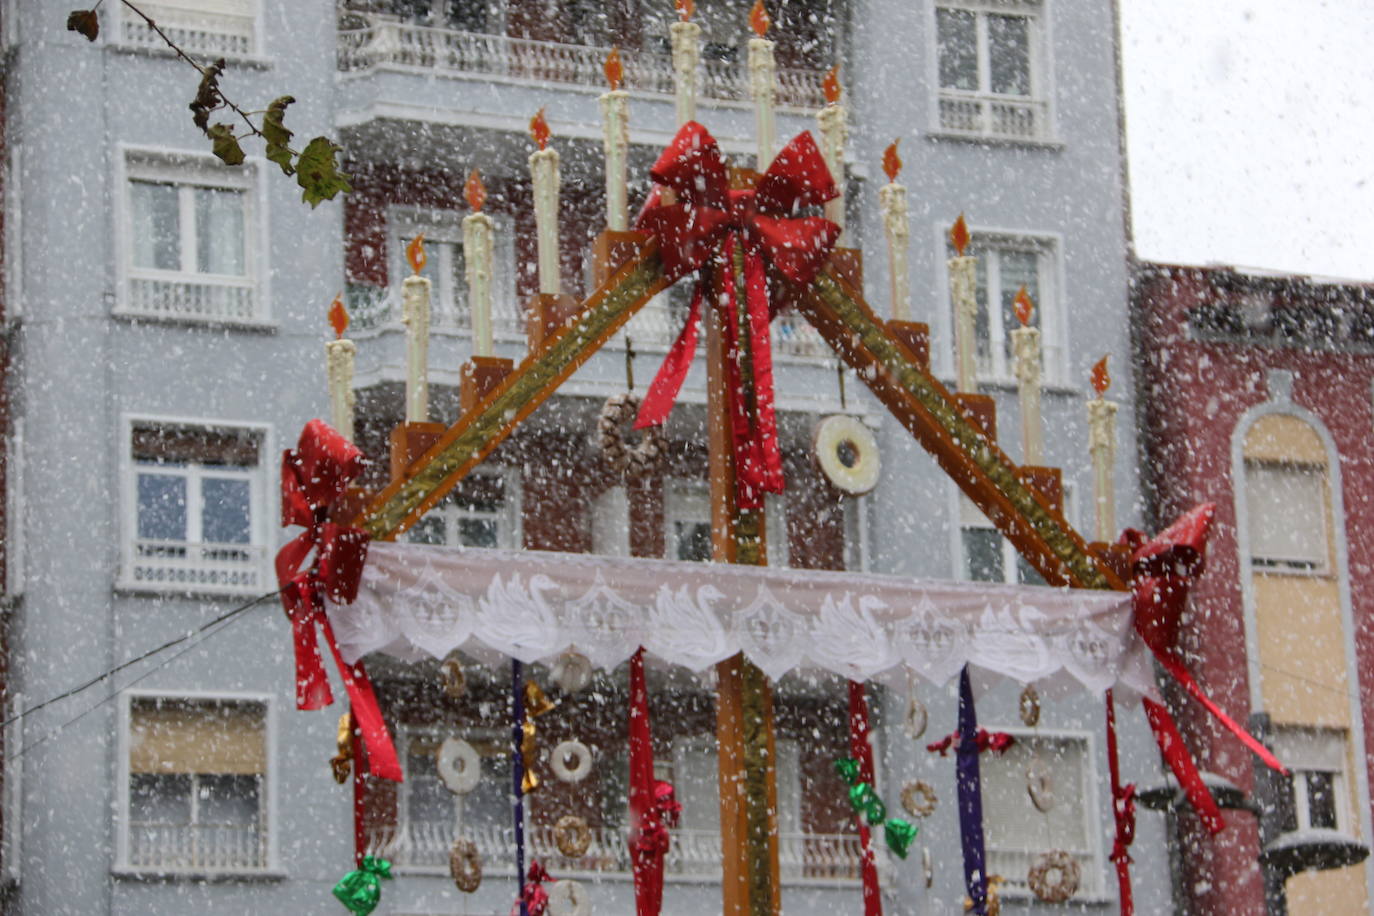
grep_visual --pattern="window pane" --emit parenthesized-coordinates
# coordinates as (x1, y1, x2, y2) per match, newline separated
(676, 521, 712, 563)
(138, 472, 188, 541)
(936, 9, 979, 91)
(1246, 463, 1327, 567)
(973, 253, 992, 369)
(444, 0, 489, 31)
(405, 740, 453, 825)
(130, 773, 192, 824)
(988, 14, 1031, 96)
(405, 515, 447, 546)
(198, 773, 260, 827)
(457, 517, 498, 548)
(1306, 771, 1338, 829)
(202, 477, 251, 544)
(964, 528, 1003, 582)
(1016, 554, 1045, 586)
(130, 181, 181, 271)
(194, 187, 246, 275)
(999, 249, 1040, 364)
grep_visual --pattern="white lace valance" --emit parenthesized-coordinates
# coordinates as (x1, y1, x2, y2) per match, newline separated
(331, 543, 1155, 696)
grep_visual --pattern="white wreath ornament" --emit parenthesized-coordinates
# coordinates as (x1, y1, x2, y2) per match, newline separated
(548, 878, 590, 916)
(436, 737, 482, 795)
(550, 739, 593, 783)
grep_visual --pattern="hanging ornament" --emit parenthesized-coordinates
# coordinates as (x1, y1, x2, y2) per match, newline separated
(550, 739, 593, 783)
(966, 875, 1005, 916)
(440, 657, 467, 700)
(813, 414, 881, 495)
(904, 693, 928, 740)
(922, 847, 933, 889)
(597, 393, 667, 481)
(833, 756, 919, 859)
(1027, 850, 1080, 903)
(521, 680, 560, 794)
(449, 837, 482, 893)
(547, 878, 590, 916)
(1019, 684, 1041, 727)
(330, 710, 354, 785)
(554, 814, 593, 857)
(551, 649, 594, 694)
(900, 779, 938, 818)
(1026, 754, 1055, 813)
(332, 855, 392, 916)
(436, 737, 482, 795)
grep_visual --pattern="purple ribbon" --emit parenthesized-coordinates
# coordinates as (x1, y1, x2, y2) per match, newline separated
(957, 666, 989, 915)
(512, 659, 529, 916)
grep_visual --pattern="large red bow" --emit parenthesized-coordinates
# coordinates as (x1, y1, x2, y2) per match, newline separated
(635, 122, 840, 510)
(1122, 504, 1286, 837)
(276, 420, 401, 782)
(514, 861, 553, 916)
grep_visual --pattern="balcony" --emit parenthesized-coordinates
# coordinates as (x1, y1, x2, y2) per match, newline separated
(123, 276, 260, 326)
(126, 822, 267, 873)
(337, 17, 827, 111)
(937, 91, 1051, 143)
(124, 539, 268, 594)
(367, 822, 874, 885)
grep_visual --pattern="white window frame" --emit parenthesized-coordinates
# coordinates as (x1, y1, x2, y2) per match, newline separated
(1271, 726, 1352, 834)
(402, 465, 521, 550)
(388, 207, 518, 338)
(667, 734, 801, 836)
(1243, 460, 1330, 574)
(395, 724, 508, 840)
(665, 479, 711, 563)
(115, 148, 269, 328)
(114, 689, 279, 878)
(111, 0, 264, 60)
(5, 417, 23, 599)
(929, 0, 1055, 143)
(591, 485, 631, 557)
(955, 486, 1073, 585)
(2, 692, 21, 886)
(980, 726, 1104, 899)
(118, 413, 272, 597)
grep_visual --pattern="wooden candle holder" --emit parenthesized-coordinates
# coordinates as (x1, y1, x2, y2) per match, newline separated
(887, 320, 929, 371)
(954, 392, 997, 441)
(526, 293, 581, 352)
(589, 229, 650, 289)
(460, 356, 514, 414)
(389, 421, 446, 482)
(1018, 465, 1063, 515)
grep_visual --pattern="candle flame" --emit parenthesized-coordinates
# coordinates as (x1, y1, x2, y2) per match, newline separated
(328, 293, 349, 339)
(529, 108, 550, 150)
(1091, 355, 1111, 396)
(675, 0, 694, 21)
(1014, 286, 1034, 326)
(822, 65, 841, 104)
(882, 141, 902, 182)
(406, 233, 427, 274)
(604, 46, 624, 91)
(465, 168, 486, 213)
(950, 214, 970, 257)
(749, 0, 770, 36)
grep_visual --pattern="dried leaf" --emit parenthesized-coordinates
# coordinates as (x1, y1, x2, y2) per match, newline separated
(296, 136, 351, 207)
(207, 123, 246, 166)
(263, 95, 296, 176)
(66, 10, 99, 42)
(189, 59, 227, 133)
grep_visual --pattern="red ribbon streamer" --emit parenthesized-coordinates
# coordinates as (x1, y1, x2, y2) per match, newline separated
(1105, 689, 1136, 916)
(925, 729, 1015, 757)
(635, 122, 840, 510)
(1122, 503, 1287, 836)
(848, 681, 883, 916)
(628, 648, 678, 916)
(276, 420, 401, 782)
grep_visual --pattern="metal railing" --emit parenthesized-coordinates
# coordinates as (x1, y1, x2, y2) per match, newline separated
(337, 19, 827, 110)
(127, 822, 267, 872)
(125, 276, 259, 324)
(367, 821, 872, 883)
(937, 91, 1050, 141)
(127, 539, 268, 593)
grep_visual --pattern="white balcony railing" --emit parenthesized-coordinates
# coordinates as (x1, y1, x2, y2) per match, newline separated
(338, 20, 827, 110)
(349, 285, 830, 361)
(127, 539, 268, 593)
(127, 822, 267, 872)
(937, 91, 1050, 142)
(367, 822, 872, 884)
(125, 276, 259, 325)
(119, 4, 257, 57)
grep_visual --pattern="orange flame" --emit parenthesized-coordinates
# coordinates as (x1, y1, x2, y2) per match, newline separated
(465, 169, 486, 213)
(328, 293, 349, 339)
(1091, 355, 1111, 396)
(1014, 286, 1033, 327)
(529, 108, 550, 151)
(675, 0, 694, 22)
(823, 65, 841, 104)
(604, 47, 624, 91)
(407, 234, 427, 274)
(882, 141, 902, 182)
(950, 214, 970, 257)
(749, 0, 770, 36)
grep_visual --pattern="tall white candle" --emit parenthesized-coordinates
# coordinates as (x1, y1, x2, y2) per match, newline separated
(1087, 356, 1117, 541)
(670, 3, 700, 127)
(817, 67, 846, 240)
(878, 142, 909, 321)
(1012, 332, 1043, 465)
(948, 215, 978, 392)
(325, 296, 356, 443)
(601, 48, 630, 232)
(463, 169, 495, 357)
(747, 1, 776, 171)
(402, 236, 431, 423)
(528, 109, 561, 297)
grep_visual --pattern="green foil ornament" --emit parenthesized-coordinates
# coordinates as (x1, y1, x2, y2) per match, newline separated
(884, 818, 919, 859)
(848, 781, 875, 812)
(863, 795, 888, 826)
(332, 856, 393, 916)
(834, 757, 862, 785)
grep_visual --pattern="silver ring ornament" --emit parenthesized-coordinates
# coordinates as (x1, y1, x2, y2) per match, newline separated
(436, 737, 482, 795)
(1026, 756, 1055, 813)
(550, 739, 592, 783)
(901, 779, 938, 818)
(904, 695, 928, 740)
(548, 878, 590, 916)
(813, 415, 881, 495)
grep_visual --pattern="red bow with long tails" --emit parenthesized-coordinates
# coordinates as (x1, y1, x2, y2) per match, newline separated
(513, 861, 553, 916)
(925, 729, 1015, 756)
(276, 420, 401, 781)
(635, 122, 840, 509)
(1122, 503, 1287, 836)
